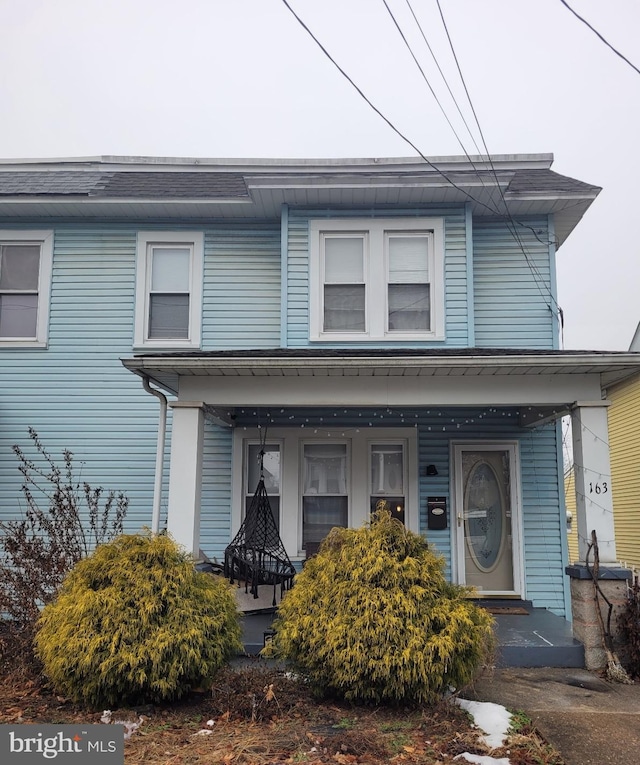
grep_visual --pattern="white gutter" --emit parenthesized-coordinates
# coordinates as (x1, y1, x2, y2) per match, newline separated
(141, 376, 168, 534)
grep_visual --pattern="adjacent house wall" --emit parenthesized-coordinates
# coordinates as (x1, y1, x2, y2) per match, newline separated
(607, 373, 640, 569)
(565, 466, 579, 563)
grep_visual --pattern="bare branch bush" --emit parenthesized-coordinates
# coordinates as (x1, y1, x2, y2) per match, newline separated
(0, 428, 128, 673)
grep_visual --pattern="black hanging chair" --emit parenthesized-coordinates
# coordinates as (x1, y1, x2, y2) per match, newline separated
(224, 446, 296, 607)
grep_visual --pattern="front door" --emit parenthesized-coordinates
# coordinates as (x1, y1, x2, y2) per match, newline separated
(453, 443, 523, 597)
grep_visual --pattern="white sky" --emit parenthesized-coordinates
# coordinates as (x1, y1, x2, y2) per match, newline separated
(1, 0, 638, 350)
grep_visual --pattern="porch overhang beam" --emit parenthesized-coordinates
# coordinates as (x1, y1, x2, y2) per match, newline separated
(121, 351, 640, 405)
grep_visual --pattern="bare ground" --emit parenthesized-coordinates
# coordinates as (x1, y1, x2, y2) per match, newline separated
(0, 659, 565, 765)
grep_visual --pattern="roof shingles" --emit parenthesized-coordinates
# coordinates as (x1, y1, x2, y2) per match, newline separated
(0, 171, 249, 199)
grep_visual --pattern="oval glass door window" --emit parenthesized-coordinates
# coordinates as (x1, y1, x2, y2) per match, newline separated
(464, 461, 505, 572)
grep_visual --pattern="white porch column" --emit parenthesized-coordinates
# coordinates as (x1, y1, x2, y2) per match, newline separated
(167, 401, 205, 557)
(570, 401, 617, 564)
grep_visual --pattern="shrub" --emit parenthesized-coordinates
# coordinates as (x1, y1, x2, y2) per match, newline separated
(0, 429, 128, 674)
(35, 532, 242, 707)
(267, 511, 494, 705)
(618, 575, 640, 678)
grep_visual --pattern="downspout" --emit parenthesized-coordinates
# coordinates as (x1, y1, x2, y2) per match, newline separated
(141, 375, 168, 534)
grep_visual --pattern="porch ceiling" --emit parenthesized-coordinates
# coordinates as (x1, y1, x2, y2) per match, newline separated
(121, 349, 640, 398)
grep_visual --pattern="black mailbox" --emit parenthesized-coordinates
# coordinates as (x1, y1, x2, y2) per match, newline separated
(427, 496, 447, 530)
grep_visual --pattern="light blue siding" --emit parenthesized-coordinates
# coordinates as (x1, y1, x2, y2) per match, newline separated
(202, 223, 281, 349)
(285, 207, 469, 348)
(0, 221, 283, 539)
(200, 422, 233, 557)
(473, 218, 555, 348)
(0, 228, 161, 536)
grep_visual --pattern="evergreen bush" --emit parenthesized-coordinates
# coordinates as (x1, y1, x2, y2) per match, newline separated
(35, 532, 242, 707)
(267, 511, 494, 705)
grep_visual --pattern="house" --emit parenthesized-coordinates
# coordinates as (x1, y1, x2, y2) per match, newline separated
(567, 321, 640, 570)
(2, 153, 640, 631)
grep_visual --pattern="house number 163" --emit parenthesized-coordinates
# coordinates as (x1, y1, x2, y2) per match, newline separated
(589, 482, 608, 494)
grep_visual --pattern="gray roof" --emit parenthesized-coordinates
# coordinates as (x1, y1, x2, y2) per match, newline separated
(506, 169, 599, 196)
(0, 167, 597, 200)
(0, 154, 601, 245)
(0, 171, 249, 199)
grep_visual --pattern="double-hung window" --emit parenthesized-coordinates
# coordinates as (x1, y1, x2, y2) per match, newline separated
(310, 217, 444, 342)
(135, 232, 204, 348)
(302, 442, 349, 552)
(370, 442, 406, 524)
(0, 230, 53, 347)
(245, 442, 281, 530)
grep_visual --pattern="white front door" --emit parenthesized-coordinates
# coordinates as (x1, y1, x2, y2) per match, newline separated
(453, 442, 523, 597)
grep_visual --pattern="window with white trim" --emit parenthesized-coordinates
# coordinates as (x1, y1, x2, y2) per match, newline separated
(135, 232, 203, 347)
(244, 442, 281, 530)
(232, 428, 418, 560)
(302, 442, 349, 550)
(0, 230, 53, 347)
(370, 442, 406, 524)
(310, 218, 444, 342)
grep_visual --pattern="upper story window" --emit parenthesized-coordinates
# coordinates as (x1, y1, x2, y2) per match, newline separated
(310, 217, 445, 342)
(0, 230, 53, 347)
(135, 232, 204, 348)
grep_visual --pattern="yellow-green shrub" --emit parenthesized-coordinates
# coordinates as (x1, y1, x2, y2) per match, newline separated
(35, 532, 242, 707)
(267, 511, 494, 704)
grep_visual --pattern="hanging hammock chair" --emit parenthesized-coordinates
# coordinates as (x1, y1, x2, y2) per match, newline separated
(224, 448, 296, 607)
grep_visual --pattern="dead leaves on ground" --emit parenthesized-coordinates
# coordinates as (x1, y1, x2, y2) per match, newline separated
(0, 665, 565, 765)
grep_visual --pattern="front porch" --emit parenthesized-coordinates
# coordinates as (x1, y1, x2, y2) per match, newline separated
(240, 602, 584, 668)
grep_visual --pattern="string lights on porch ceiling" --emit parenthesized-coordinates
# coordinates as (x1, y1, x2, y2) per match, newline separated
(232, 406, 521, 435)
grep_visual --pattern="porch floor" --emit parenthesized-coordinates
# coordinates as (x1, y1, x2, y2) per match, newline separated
(240, 602, 584, 668)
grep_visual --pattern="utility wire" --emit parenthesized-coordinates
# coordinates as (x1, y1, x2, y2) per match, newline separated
(381, 0, 506, 215)
(385, 0, 514, 220)
(434, 0, 563, 321)
(280, 0, 510, 218)
(559, 0, 640, 77)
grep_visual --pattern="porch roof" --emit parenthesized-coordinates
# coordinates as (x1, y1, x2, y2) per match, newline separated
(121, 348, 640, 397)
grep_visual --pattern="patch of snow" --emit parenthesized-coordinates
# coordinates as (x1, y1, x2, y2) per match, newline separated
(455, 699, 512, 749)
(454, 754, 511, 765)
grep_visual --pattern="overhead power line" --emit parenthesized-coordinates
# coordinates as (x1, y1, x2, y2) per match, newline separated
(433, 0, 563, 322)
(279, 0, 508, 217)
(559, 0, 640, 77)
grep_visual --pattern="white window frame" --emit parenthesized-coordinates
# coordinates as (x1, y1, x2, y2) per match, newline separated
(300, 439, 351, 551)
(232, 427, 418, 561)
(243, 438, 283, 528)
(134, 231, 204, 348)
(309, 217, 445, 342)
(0, 230, 53, 348)
(369, 439, 408, 521)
